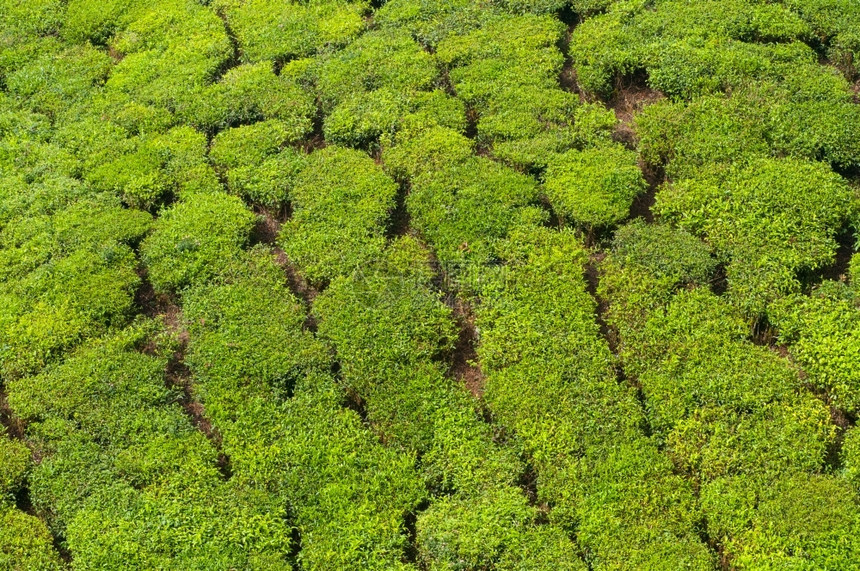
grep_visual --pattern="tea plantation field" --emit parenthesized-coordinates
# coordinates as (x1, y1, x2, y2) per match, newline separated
(1, 0, 859, 569)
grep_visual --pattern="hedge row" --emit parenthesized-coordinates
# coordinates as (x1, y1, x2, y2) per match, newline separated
(570, 0, 845, 98)
(473, 226, 713, 569)
(378, 94, 713, 566)
(435, 10, 615, 170)
(0, 431, 63, 569)
(4, 0, 319, 213)
(772, 280, 860, 417)
(310, 237, 584, 569)
(217, 0, 368, 64)
(181, 249, 423, 570)
(784, 0, 860, 77)
(0, 164, 151, 379)
(563, 1, 860, 319)
(141, 190, 257, 294)
(0, 11, 301, 563)
(599, 221, 860, 567)
(310, 28, 463, 148)
(7, 323, 303, 569)
(655, 156, 854, 315)
(278, 146, 399, 286)
(384, 126, 544, 276)
(624, 50, 858, 317)
(209, 119, 308, 208)
(570, 0, 860, 179)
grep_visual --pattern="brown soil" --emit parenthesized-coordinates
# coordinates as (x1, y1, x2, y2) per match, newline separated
(557, 17, 588, 101)
(824, 404, 855, 477)
(709, 263, 728, 296)
(750, 316, 777, 348)
(139, 274, 230, 477)
(342, 384, 370, 425)
(640, 159, 665, 188)
(163, 320, 205, 432)
(584, 252, 617, 353)
(448, 297, 485, 398)
(163, 319, 231, 478)
(608, 73, 664, 148)
(711, 537, 732, 571)
(830, 406, 854, 431)
(273, 247, 318, 305)
(626, 159, 665, 224)
(136, 274, 188, 354)
(0, 389, 25, 440)
(107, 45, 124, 63)
(517, 463, 549, 515)
(438, 68, 457, 97)
(303, 132, 327, 153)
(135, 267, 183, 339)
(247, 208, 319, 328)
(772, 344, 791, 359)
(818, 230, 855, 283)
(464, 106, 479, 140)
(559, 63, 589, 101)
(214, 7, 242, 79)
(632, 182, 659, 225)
(250, 208, 285, 246)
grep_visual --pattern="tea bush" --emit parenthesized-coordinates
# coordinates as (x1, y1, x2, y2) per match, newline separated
(210, 120, 307, 207)
(407, 154, 543, 269)
(313, 29, 437, 113)
(636, 88, 860, 176)
(222, 0, 368, 64)
(543, 144, 647, 229)
(375, 0, 491, 48)
(5, 43, 111, 118)
(102, 0, 233, 113)
(182, 250, 424, 569)
(475, 226, 713, 568)
(435, 12, 612, 168)
(85, 126, 215, 208)
(314, 237, 582, 568)
(785, 0, 860, 76)
(0, 507, 64, 570)
(600, 242, 851, 567)
(2, 0, 859, 566)
(656, 157, 853, 314)
(0, 437, 29, 501)
(279, 146, 398, 285)
(702, 473, 860, 568)
(178, 62, 315, 135)
(324, 88, 467, 149)
(569, 0, 812, 98)
(0, 191, 151, 379)
(771, 283, 860, 415)
(141, 191, 256, 293)
(7, 324, 296, 568)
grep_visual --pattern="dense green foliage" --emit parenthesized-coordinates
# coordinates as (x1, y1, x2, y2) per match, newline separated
(773, 283, 860, 415)
(657, 156, 853, 313)
(279, 146, 398, 285)
(1, 0, 858, 568)
(544, 144, 646, 229)
(473, 227, 713, 569)
(312, 237, 584, 570)
(9, 324, 296, 569)
(599, 221, 860, 567)
(141, 191, 256, 293)
(182, 250, 423, 569)
(209, 120, 307, 207)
